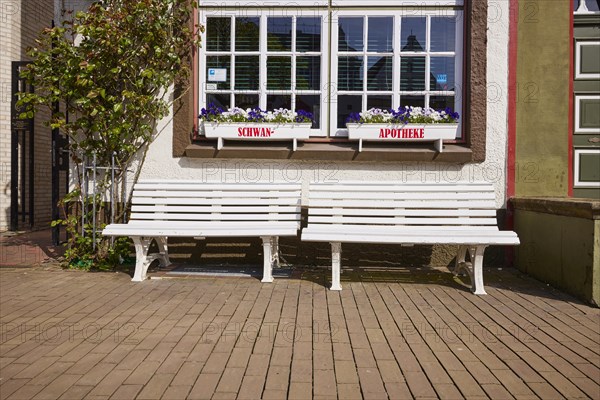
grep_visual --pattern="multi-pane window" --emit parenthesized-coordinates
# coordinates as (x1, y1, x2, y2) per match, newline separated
(201, 13, 326, 132)
(200, 4, 463, 139)
(331, 11, 462, 135)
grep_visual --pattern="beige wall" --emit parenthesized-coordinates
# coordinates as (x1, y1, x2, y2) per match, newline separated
(0, 0, 55, 231)
(515, 0, 571, 196)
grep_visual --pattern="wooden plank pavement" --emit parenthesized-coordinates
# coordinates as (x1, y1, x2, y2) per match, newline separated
(0, 265, 598, 399)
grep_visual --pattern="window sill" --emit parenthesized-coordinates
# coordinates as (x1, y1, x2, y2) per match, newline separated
(185, 140, 473, 162)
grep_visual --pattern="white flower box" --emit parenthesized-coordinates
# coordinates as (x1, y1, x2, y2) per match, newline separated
(346, 123, 459, 152)
(202, 122, 312, 151)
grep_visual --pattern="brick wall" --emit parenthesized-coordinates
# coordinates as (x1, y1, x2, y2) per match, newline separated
(0, 0, 55, 231)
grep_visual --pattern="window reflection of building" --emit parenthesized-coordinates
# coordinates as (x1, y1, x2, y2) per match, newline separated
(401, 34, 425, 91)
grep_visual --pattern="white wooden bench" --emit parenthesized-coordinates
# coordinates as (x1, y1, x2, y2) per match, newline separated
(301, 182, 520, 294)
(102, 181, 302, 282)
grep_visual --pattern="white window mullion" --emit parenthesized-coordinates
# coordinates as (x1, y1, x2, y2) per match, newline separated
(200, 14, 207, 109)
(329, 12, 339, 136)
(291, 17, 297, 112)
(259, 15, 267, 110)
(230, 16, 236, 108)
(362, 16, 368, 111)
(425, 15, 431, 109)
(393, 14, 401, 109)
(455, 10, 464, 137)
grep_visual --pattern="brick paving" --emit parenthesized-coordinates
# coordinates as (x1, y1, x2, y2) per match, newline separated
(0, 265, 599, 399)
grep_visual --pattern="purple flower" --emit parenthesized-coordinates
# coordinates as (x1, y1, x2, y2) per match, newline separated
(295, 110, 314, 123)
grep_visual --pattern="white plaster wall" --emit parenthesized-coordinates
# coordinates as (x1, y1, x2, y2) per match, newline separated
(140, 1, 510, 207)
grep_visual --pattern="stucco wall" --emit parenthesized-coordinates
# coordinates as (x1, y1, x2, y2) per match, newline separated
(139, 1, 511, 208)
(515, 0, 571, 197)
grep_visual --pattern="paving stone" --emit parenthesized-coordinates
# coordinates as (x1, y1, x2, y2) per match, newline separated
(86, 368, 130, 397)
(0, 363, 29, 380)
(113, 349, 150, 371)
(270, 346, 293, 366)
(109, 384, 143, 400)
(136, 373, 174, 399)
(156, 351, 188, 374)
(160, 385, 191, 400)
(261, 389, 288, 399)
(0, 378, 29, 399)
(123, 360, 161, 385)
(336, 383, 362, 399)
(170, 361, 204, 386)
(13, 356, 60, 379)
(32, 374, 81, 400)
(7, 384, 45, 400)
(201, 352, 230, 374)
(75, 363, 117, 387)
(432, 383, 463, 400)
(225, 347, 252, 369)
(244, 354, 270, 377)
(57, 385, 94, 400)
(264, 365, 290, 391)
(377, 360, 405, 383)
(290, 358, 312, 383)
(236, 375, 266, 400)
(313, 368, 336, 397)
(403, 370, 437, 398)
(384, 381, 414, 400)
(0, 267, 598, 400)
(480, 383, 513, 399)
(335, 359, 359, 384)
(214, 368, 245, 393)
(288, 381, 313, 399)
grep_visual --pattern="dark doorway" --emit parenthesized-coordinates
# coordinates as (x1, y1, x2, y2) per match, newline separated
(10, 61, 34, 231)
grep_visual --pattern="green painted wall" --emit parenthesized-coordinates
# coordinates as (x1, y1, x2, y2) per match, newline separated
(515, 210, 599, 306)
(515, 1, 571, 196)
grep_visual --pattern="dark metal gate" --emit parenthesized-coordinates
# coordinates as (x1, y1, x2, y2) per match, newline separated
(10, 61, 34, 231)
(52, 106, 70, 245)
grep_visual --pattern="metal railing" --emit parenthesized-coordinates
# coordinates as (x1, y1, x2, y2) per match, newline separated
(81, 152, 129, 249)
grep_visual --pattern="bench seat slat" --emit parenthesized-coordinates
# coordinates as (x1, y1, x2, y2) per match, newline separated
(310, 192, 495, 200)
(130, 213, 300, 221)
(308, 208, 496, 217)
(135, 182, 301, 191)
(307, 216, 498, 225)
(103, 227, 299, 237)
(303, 224, 501, 232)
(309, 182, 492, 190)
(133, 190, 301, 198)
(309, 199, 496, 209)
(106, 221, 300, 228)
(133, 198, 300, 206)
(302, 231, 520, 245)
(131, 205, 301, 213)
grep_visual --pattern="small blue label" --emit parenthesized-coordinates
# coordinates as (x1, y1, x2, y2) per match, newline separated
(209, 69, 216, 75)
(436, 74, 448, 84)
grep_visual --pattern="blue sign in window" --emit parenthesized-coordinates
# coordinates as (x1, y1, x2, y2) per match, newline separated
(436, 74, 447, 84)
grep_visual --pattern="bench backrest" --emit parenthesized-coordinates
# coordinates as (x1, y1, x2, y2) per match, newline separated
(129, 181, 301, 224)
(307, 182, 500, 230)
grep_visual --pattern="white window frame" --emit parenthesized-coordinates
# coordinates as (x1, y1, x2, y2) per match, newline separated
(574, 149, 600, 188)
(574, 94, 600, 134)
(575, 41, 600, 80)
(330, 9, 463, 137)
(198, 3, 464, 140)
(199, 9, 329, 137)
